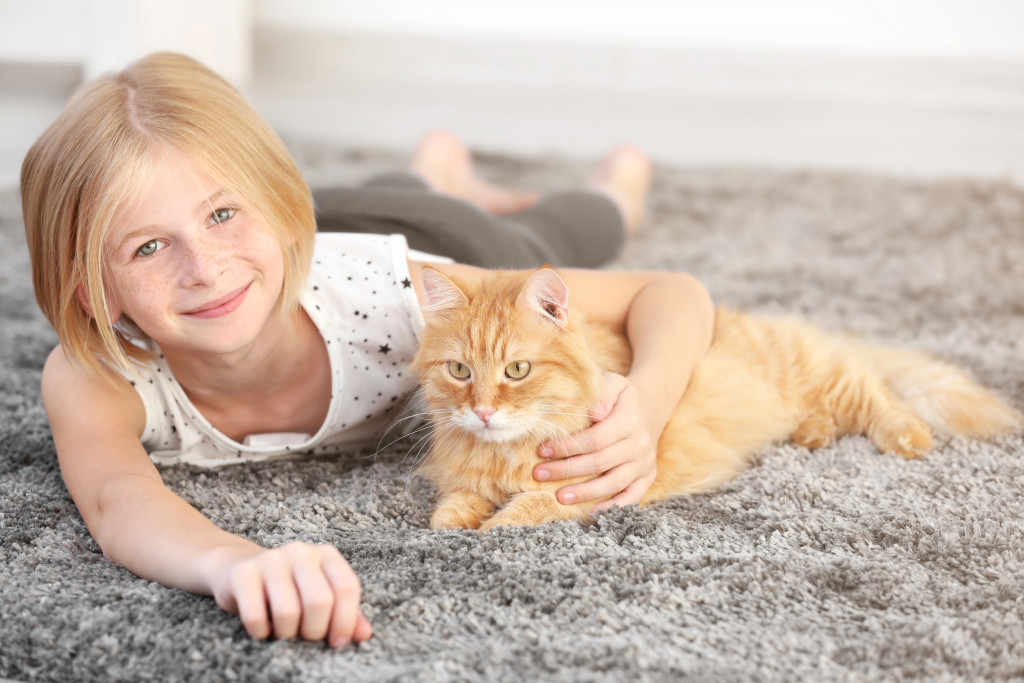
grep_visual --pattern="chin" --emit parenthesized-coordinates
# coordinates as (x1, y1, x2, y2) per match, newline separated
(455, 419, 530, 444)
(471, 428, 525, 443)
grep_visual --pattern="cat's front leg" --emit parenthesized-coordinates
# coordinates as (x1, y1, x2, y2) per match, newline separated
(430, 489, 496, 530)
(479, 491, 595, 531)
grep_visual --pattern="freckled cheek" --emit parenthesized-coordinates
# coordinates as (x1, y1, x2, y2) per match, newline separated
(110, 268, 180, 316)
(231, 229, 285, 281)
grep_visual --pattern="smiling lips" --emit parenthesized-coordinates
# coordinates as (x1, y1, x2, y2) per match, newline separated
(183, 283, 252, 319)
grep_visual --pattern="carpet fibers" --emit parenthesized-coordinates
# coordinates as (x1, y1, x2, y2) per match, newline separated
(2, 147, 1023, 681)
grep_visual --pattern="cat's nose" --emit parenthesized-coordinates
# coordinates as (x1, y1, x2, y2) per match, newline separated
(473, 407, 496, 424)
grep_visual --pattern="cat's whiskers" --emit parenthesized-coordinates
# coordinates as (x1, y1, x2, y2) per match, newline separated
(532, 416, 589, 450)
(404, 416, 459, 468)
(530, 405, 592, 417)
(375, 418, 441, 456)
(363, 398, 449, 504)
(398, 417, 465, 496)
(373, 401, 460, 456)
(529, 406, 593, 432)
(405, 418, 486, 493)
(375, 403, 445, 437)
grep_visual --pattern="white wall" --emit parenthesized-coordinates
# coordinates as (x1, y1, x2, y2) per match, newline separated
(3, 0, 1022, 183)
(255, 0, 1024, 60)
(4, 0, 1024, 75)
(0, 0, 252, 84)
(0, 0, 88, 63)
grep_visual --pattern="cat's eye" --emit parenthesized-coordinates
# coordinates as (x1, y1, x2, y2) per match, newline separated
(447, 361, 471, 380)
(505, 361, 531, 380)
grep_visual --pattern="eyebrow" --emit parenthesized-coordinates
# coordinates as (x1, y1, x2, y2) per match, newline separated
(195, 189, 228, 217)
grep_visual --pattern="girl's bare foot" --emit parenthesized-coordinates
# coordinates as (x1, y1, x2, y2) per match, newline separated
(591, 145, 652, 235)
(410, 131, 539, 215)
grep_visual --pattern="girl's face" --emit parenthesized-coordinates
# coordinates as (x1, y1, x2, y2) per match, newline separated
(101, 145, 286, 357)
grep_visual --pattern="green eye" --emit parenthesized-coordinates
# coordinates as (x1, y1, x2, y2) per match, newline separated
(137, 240, 161, 257)
(505, 361, 531, 380)
(210, 207, 236, 225)
(447, 361, 471, 380)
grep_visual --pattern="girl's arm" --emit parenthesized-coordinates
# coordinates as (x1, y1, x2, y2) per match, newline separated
(537, 268, 714, 509)
(42, 346, 371, 648)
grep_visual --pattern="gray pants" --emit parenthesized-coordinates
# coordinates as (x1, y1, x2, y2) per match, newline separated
(312, 171, 625, 269)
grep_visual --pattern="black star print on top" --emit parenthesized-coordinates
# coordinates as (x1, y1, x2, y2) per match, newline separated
(125, 233, 425, 467)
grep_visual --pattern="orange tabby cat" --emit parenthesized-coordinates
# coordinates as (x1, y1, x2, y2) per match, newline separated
(411, 267, 1021, 531)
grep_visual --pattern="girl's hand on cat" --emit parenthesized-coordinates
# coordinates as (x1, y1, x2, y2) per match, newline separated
(206, 542, 373, 648)
(534, 371, 657, 509)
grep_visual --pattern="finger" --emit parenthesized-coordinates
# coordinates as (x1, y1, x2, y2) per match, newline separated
(353, 613, 374, 643)
(539, 418, 623, 460)
(263, 558, 302, 641)
(592, 472, 656, 512)
(535, 439, 637, 483)
(292, 553, 335, 642)
(554, 461, 642, 505)
(322, 549, 364, 649)
(539, 374, 631, 459)
(227, 562, 272, 640)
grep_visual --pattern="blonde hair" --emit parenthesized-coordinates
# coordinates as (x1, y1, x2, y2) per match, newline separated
(21, 51, 315, 377)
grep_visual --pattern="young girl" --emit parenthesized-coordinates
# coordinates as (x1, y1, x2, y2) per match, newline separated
(21, 53, 714, 649)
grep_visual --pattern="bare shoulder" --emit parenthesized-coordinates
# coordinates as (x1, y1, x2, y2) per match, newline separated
(42, 346, 144, 424)
(42, 345, 150, 472)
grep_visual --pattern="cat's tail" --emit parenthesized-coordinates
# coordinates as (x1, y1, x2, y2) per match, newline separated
(864, 345, 1022, 438)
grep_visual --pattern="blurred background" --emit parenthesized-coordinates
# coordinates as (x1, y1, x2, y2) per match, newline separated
(2, 0, 1023, 188)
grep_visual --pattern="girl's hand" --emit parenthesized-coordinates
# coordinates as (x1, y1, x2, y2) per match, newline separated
(205, 542, 372, 648)
(533, 372, 658, 511)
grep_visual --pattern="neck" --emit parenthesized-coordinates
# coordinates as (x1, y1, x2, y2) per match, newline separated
(162, 307, 317, 402)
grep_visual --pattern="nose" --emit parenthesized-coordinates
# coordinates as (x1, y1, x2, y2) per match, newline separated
(473, 407, 496, 424)
(180, 236, 228, 286)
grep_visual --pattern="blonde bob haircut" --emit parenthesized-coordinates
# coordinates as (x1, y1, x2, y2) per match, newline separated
(21, 51, 315, 377)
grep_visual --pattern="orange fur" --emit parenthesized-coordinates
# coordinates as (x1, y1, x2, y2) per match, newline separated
(411, 268, 1022, 530)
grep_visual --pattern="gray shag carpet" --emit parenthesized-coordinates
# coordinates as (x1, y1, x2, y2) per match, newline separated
(2, 145, 1023, 682)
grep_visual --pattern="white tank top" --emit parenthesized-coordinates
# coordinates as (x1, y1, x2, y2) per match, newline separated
(127, 233, 428, 467)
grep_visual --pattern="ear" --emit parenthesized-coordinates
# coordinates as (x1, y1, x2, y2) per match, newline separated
(420, 267, 468, 317)
(76, 283, 122, 325)
(516, 267, 570, 327)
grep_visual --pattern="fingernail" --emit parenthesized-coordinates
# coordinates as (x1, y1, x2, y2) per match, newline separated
(331, 637, 350, 649)
(535, 468, 551, 481)
(538, 445, 553, 458)
(561, 491, 577, 504)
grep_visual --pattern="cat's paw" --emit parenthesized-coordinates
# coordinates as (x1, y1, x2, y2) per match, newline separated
(429, 491, 495, 530)
(792, 411, 837, 449)
(478, 508, 542, 532)
(478, 491, 593, 531)
(428, 509, 483, 532)
(872, 416, 933, 459)
(430, 507, 486, 530)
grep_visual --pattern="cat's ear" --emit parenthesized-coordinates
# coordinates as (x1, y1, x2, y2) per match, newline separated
(420, 267, 468, 317)
(517, 267, 570, 327)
